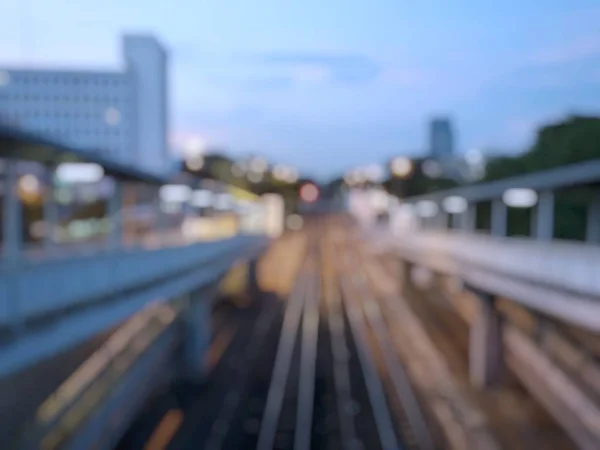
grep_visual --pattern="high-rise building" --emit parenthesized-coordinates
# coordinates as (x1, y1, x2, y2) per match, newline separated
(0, 34, 172, 176)
(429, 117, 454, 159)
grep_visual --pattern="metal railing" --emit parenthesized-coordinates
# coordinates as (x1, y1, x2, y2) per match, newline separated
(397, 158, 600, 241)
(381, 230, 600, 331)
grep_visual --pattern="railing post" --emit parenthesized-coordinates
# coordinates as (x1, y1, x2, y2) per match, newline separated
(108, 179, 123, 248)
(154, 195, 166, 242)
(436, 211, 448, 230)
(43, 167, 58, 250)
(491, 198, 507, 237)
(459, 204, 476, 232)
(181, 290, 211, 382)
(468, 289, 503, 388)
(586, 193, 600, 243)
(3, 160, 23, 260)
(3, 159, 23, 331)
(450, 213, 461, 230)
(532, 190, 554, 241)
(122, 182, 137, 245)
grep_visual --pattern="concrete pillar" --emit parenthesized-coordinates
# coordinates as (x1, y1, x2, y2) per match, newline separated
(154, 194, 166, 241)
(459, 204, 476, 232)
(107, 179, 122, 248)
(43, 168, 58, 250)
(122, 182, 137, 245)
(532, 190, 554, 241)
(586, 193, 600, 243)
(182, 291, 211, 381)
(469, 290, 503, 388)
(436, 212, 448, 230)
(491, 199, 507, 237)
(450, 213, 461, 229)
(3, 160, 23, 331)
(3, 160, 23, 260)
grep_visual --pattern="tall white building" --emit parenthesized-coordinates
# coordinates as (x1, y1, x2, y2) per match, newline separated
(0, 34, 173, 176)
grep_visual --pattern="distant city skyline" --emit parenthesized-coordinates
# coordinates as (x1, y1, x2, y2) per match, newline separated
(1, 0, 599, 177)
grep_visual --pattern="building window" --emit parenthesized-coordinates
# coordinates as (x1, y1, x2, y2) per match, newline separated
(104, 107, 120, 126)
(0, 71, 12, 87)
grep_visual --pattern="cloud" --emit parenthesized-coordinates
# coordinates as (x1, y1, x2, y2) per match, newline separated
(379, 67, 430, 86)
(484, 33, 600, 94)
(528, 34, 600, 66)
(253, 51, 382, 85)
(242, 75, 295, 90)
(290, 65, 331, 84)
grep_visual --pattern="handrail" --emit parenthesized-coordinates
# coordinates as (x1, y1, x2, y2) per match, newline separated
(404, 159, 600, 204)
(0, 235, 267, 378)
(387, 230, 600, 331)
(3, 219, 241, 268)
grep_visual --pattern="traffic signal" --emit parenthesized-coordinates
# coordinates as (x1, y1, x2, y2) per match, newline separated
(299, 183, 319, 203)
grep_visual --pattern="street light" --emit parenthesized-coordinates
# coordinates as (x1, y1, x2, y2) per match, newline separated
(159, 185, 192, 203)
(182, 136, 206, 159)
(442, 196, 468, 214)
(185, 154, 204, 171)
(214, 193, 231, 210)
(273, 165, 298, 183)
(365, 164, 385, 183)
(502, 188, 538, 208)
(18, 174, 41, 196)
(286, 168, 299, 183)
(353, 169, 367, 185)
(249, 157, 268, 173)
(56, 163, 104, 184)
(248, 171, 264, 183)
(190, 189, 213, 208)
(415, 200, 438, 218)
(299, 183, 319, 203)
(369, 189, 389, 210)
(390, 157, 413, 178)
(422, 160, 443, 179)
(465, 149, 484, 165)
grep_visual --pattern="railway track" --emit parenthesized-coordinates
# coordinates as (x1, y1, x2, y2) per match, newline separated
(250, 222, 435, 450)
(119, 221, 438, 449)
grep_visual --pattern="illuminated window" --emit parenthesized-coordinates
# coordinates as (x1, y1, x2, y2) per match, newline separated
(104, 107, 120, 126)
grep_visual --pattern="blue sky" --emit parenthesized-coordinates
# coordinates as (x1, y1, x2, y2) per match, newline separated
(1, 0, 600, 177)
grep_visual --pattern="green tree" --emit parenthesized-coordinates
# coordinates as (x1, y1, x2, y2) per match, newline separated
(481, 115, 600, 240)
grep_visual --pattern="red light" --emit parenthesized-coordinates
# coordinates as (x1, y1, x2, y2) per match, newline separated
(300, 183, 319, 203)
